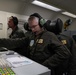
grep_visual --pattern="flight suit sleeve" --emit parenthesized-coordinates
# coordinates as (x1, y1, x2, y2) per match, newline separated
(69, 38, 76, 75)
(0, 37, 29, 50)
(42, 33, 71, 69)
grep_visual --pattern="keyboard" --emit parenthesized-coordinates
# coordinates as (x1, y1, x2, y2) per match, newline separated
(0, 67, 15, 75)
(0, 58, 15, 75)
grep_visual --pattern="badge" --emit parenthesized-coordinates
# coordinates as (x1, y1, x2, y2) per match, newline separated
(30, 40, 34, 46)
(61, 40, 67, 44)
(37, 39, 43, 43)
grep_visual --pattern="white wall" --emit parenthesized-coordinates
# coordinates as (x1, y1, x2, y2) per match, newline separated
(0, 11, 29, 38)
(0, 0, 76, 38)
(0, 11, 7, 38)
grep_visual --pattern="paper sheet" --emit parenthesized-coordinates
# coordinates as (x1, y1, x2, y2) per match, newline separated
(6, 56, 33, 67)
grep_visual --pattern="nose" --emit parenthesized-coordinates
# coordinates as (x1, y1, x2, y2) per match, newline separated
(32, 28, 37, 33)
(31, 28, 35, 32)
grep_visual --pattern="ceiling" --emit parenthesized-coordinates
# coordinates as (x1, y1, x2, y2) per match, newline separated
(21, 0, 76, 15)
(39, 0, 76, 15)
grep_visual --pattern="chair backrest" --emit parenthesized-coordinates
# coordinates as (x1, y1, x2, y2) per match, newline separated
(44, 18, 63, 35)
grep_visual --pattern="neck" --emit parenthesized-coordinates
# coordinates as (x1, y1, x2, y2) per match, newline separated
(12, 26, 17, 30)
(35, 28, 44, 36)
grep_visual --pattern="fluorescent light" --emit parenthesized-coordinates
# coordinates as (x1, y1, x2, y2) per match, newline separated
(62, 12, 76, 18)
(32, 0, 61, 12)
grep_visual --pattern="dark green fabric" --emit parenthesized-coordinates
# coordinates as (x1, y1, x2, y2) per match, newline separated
(0, 30, 71, 75)
(57, 34, 76, 75)
(9, 26, 25, 39)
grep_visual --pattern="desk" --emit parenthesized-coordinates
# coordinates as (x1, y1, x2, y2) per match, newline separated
(0, 51, 51, 75)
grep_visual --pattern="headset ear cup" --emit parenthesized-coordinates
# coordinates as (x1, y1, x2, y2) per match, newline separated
(24, 22, 31, 31)
(39, 19, 46, 27)
(11, 16, 18, 26)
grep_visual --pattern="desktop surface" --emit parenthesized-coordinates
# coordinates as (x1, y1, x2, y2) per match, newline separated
(0, 50, 51, 75)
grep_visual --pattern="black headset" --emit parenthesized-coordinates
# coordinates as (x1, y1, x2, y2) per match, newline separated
(11, 16, 18, 26)
(24, 22, 31, 31)
(24, 13, 46, 31)
(30, 13, 46, 27)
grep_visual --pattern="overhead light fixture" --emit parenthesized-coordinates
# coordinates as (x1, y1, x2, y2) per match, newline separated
(32, 0, 61, 12)
(62, 12, 76, 18)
